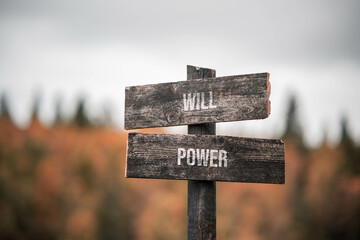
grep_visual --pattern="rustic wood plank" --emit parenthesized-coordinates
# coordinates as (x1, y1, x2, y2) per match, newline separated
(187, 65, 216, 240)
(188, 180, 215, 240)
(124, 71, 270, 129)
(126, 133, 285, 184)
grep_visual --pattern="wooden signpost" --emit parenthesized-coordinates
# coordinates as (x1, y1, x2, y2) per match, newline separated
(124, 65, 285, 240)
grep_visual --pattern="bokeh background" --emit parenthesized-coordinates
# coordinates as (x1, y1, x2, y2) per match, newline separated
(1, 1, 359, 239)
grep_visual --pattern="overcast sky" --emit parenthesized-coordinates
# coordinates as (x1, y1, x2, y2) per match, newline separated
(1, 0, 359, 146)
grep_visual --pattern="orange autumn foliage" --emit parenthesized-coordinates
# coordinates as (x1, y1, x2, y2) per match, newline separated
(0, 119, 359, 240)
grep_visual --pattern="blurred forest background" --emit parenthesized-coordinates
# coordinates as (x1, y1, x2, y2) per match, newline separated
(0, 92, 360, 240)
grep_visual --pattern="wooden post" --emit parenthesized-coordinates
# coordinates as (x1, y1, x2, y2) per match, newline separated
(187, 65, 216, 240)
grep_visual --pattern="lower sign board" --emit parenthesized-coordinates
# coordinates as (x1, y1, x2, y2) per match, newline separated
(126, 133, 285, 184)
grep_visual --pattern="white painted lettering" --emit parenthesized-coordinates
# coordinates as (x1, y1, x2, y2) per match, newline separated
(201, 92, 209, 110)
(177, 148, 227, 167)
(209, 91, 217, 109)
(196, 149, 209, 166)
(196, 93, 201, 110)
(177, 148, 186, 165)
(183, 92, 217, 111)
(187, 148, 196, 166)
(219, 150, 228, 167)
(210, 149, 218, 167)
(183, 93, 196, 111)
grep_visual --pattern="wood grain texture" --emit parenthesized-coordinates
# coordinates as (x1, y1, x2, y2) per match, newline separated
(188, 180, 215, 240)
(126, 132, 285, 184)
(187, 65, 216, 240)
(124, 71, 270, 129)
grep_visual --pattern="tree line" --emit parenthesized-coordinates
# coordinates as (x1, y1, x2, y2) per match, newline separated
(1, 92, 359, 175)
(0, 93, 111, 128)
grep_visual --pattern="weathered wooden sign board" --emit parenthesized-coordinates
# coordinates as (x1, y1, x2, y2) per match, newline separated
(125, 72, 270, 129)
(124, 65, 285, 240)
(126, 132, 285, 184)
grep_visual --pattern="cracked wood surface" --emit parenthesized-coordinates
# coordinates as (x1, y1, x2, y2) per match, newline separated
(126, 132, 285, 184)
(124, 72, 270, 129)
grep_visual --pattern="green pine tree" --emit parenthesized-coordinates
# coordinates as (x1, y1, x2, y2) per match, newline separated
(282, 95, 307, 152)
(0, 93, 12, 120)
(339, 117, 360, 175)
(72, 98, 91, 128)
(53, 97, 63, 126)
(30, 94, 41, 121)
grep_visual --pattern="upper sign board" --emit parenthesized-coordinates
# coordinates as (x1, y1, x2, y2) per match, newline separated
(125, 73, 270, 129)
